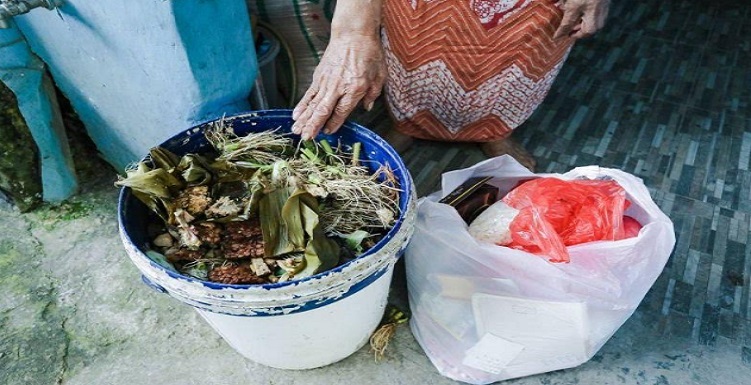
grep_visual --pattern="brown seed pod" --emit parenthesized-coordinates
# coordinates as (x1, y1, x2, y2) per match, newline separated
(208, 264, 265, 285)
(165, 247, 205, 263)
(174, 185, 212, 215)
(193, 222, 222, 245)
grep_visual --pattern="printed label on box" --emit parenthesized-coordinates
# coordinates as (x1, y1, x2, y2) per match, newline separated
(462, 333, 525, 374)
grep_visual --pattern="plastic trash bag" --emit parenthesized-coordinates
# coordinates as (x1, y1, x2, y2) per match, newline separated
(467, 200, 519, 245)
(501, 177, 635, 263)
(406, 156, 675, 384)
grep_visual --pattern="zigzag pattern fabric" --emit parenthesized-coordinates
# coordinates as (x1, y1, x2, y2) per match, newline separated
(383, 0, 573, 142)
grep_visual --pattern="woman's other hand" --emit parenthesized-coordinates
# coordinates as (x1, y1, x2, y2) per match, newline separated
(291, 0, 385, 140)
(554, 0, 610, 39)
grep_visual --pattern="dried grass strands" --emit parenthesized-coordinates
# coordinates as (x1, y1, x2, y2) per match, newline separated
(206, 120, 292, 167)
(316, 165, 401, 235)
(370, 306, 409, 362)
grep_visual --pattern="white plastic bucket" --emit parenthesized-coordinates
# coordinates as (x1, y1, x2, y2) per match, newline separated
(118, 110, 416, 369)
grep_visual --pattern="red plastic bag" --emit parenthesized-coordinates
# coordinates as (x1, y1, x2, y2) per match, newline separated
(502, 177, 639, 263)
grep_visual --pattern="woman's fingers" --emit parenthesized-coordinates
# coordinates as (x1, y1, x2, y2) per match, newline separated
(292, 85, 319, 133)
(553, 2, 582, 39)
(555, 0, 610, 40)
(322, 76, 372, 134)
(300, 88, 342, 140)
(323, 92, 365, 135)
(361, 82, 383, 112)
(570, 1, 607, 38)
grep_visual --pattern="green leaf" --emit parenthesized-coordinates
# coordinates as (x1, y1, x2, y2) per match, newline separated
(184, 262, 209, 280)
(145, 250, 178, 272)
(351, 142, 362, 166)
(342, 230, 370, 254)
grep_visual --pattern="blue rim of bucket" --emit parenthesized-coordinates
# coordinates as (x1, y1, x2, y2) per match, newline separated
(118, 109, 413, 294)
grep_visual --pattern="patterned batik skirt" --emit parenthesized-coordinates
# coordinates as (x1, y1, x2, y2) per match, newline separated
(382, 0, 574, 142)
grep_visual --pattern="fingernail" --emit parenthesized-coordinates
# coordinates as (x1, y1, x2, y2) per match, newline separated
(365, 101, 374, 111)
(292, 109, 300, 120)
(291, 124, 301, 134)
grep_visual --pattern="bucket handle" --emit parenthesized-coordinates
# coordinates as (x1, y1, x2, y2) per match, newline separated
(141, 275, 167, 294)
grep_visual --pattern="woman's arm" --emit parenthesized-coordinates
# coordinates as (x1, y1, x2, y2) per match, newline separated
(291, 0, 386, 140)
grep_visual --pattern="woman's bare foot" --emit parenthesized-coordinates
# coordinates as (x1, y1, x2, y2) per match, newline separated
(382, 128, 415, 154)
(480, 138, 536, 172)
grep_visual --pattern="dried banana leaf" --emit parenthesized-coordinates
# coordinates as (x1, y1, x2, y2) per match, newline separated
(281, 188, 309, 248)
(117, 162, 184, 221)
(213, 180, 249, 200)
(178, 154, 213, 185)
(259, 187, 297, 257)
(259, 187, 340, 277)
(287, 189, 339, 278)
(116, 166, 183, 199)
(149, 147, 181, 170)
(209, 159, 257, 183)
(173, 208, 201, 249)
(131, 190, 173, 222)
(297, 210, 340, 279)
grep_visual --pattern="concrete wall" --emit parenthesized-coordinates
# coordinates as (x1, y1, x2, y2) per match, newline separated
(14, 0, 258, 170)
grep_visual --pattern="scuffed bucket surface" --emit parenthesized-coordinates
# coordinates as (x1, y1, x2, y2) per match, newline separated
(118, 110, 416, 316)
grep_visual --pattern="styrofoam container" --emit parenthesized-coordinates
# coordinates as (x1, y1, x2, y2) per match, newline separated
(118, 110, 416, 369)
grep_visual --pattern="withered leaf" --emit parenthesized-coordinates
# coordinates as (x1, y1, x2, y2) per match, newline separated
(116, 166, 183, 199)
(259, 187, 297, 257)
(178, 154, 213, 185)
(149, 147, 181, 170)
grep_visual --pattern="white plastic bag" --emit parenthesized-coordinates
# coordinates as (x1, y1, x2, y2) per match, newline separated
(406, 155, 675, 384)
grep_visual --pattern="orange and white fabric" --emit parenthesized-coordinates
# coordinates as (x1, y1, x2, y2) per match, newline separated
(382, 0, 574, 142)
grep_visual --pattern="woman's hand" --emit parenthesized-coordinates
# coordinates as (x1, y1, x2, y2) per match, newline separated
(292, 0, 385, 140)
(554, 0, 610, 39)
(291, 34, 386, 140)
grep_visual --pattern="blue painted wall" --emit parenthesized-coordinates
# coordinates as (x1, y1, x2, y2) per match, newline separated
(14, 0, 258, 170)
(0, 22, 78, 202)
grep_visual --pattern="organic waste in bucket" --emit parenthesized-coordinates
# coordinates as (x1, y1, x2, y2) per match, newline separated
(118, 110, 416, 369)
